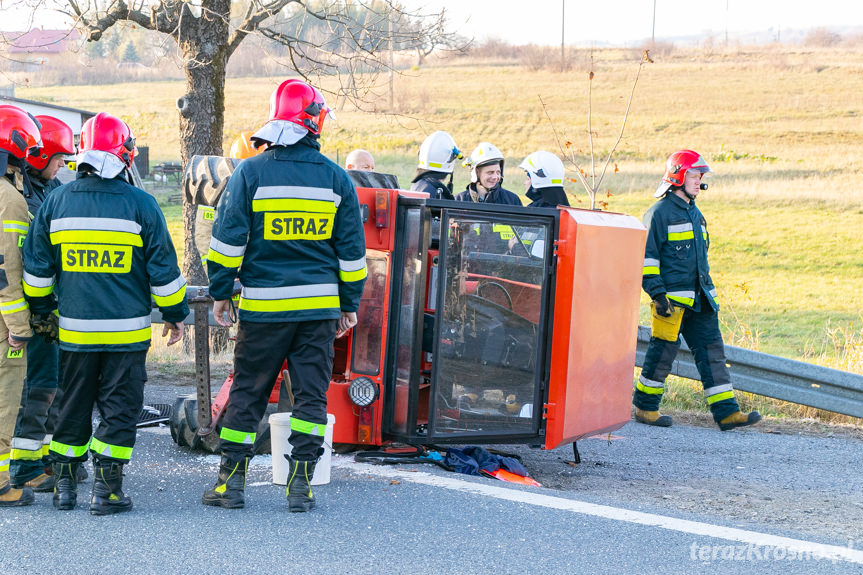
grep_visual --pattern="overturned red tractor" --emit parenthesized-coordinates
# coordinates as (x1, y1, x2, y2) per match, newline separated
(170, 163, 646, 456)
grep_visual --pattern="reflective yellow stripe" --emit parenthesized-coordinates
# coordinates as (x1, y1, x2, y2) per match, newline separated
(339, 267, 367, 282)
(3, 220, 29, 233)
(239, 295, 340, 313)
(706, 391, 735, 405)
(289, 417, 326, 437)
(642, 266, 660, 275)
(59, 327, 151, 346)
(207, 249, 243, 268)
(667, 294, 695, 306)
(636, 381, 664, 395)
(152, 291, 186, 307)
(0, 298, 28, 315)
(90, 437, 133, 460)
(9, 448, 43, 461)
(252, 198, 337, 213)
(50, 230, 143, 247)
(668, 231, 695, 241)
(49, 440, 90, 458)
(219, 427, 256, 445)
(492, 224, 515, 240)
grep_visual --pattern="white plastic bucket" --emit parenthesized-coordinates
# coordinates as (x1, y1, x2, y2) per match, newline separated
(269, 412, 335, 486)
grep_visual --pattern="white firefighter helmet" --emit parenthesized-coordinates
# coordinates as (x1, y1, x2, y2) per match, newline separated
(417, 131, 461, 174)
(463, 142, 505, 183)
(518, 151, 565, 189)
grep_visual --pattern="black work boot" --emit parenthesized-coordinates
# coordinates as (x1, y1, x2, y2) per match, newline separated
(90, 458, 133, 516)
(52, 462, 80, 511)
(202, 455, 248, 509)
(285, 455, 317, 513)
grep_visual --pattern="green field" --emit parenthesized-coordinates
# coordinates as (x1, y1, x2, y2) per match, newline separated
(22, 45, 863, 375)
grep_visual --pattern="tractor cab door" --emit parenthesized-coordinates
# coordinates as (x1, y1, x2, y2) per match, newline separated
(383, 198, 559, 445)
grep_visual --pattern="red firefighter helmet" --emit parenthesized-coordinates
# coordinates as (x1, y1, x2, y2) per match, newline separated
(268, 79, 330, 135)
(28, 115, 75, 171)
(654, 149, 711, 197)
(0, 105, 42, 160)
(79, 112, 136, 167)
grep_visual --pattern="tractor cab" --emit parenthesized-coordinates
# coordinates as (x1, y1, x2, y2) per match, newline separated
(329, 186, 646, 450)
(171, 163, 645, 454)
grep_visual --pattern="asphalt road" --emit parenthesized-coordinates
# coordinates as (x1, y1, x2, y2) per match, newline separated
(3, 383, 862, 575)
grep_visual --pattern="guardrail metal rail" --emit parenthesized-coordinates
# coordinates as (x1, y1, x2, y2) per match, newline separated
(636, 325, 863, 418)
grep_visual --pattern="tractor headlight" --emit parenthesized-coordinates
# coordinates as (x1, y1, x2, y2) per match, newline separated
(348, 377, 379, 407)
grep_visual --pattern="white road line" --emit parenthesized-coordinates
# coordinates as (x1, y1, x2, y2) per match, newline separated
(332, 457, 863, 565)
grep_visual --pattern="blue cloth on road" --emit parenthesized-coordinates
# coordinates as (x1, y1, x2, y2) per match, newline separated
(444, 446, 527, 477)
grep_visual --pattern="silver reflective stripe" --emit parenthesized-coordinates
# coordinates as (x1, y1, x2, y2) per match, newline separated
(22, 271, 55, 288)
(667, 223, 693, 233)
(209, 237, 246, 257)
(242, 284, 339, 300)
(339, 256, 366, 272)
(59, 315, 151, 332)
(643, 258, 660, 267)
(704, 384, 734, 396)
(151, 275, 187, 297)
(638, 374, 664, 389)
(50, 217, 141, 234)
(701, 225, 707, 234)
(709, 288, 718, 298)
(254, 186, 342, 207)
(10, 437, 43, 451)
(667, 290, 696, 299)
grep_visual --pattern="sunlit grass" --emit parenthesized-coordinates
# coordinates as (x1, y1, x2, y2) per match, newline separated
(28, 45, 863, 424)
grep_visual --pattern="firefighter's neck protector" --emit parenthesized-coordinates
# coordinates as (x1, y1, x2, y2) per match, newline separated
(76, 149, 127, 179)
(251, 120, 310, 148)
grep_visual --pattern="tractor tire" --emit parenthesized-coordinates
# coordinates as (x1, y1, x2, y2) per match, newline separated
(168, 394, 279, 455)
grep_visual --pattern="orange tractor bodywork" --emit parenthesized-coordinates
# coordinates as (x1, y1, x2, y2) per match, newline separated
(172, 184, 645, 453)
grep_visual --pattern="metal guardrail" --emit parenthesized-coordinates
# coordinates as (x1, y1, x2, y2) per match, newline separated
(635, 325, 863, 418)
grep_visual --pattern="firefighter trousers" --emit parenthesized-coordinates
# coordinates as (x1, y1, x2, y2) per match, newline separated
(10, 334, 60, 483)
(0, 330, 26, 488)
(634, 295, 739, 422)
(219, 319, 336, 462)
(49, 350, 147, 464)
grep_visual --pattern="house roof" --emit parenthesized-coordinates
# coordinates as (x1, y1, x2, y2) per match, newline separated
(3, 28, 79, 54)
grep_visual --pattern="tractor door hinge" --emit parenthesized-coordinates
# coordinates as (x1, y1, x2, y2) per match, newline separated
(542, 402, 556, 421)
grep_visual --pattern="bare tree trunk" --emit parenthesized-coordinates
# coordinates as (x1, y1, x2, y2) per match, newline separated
(175, 0, 231, 351)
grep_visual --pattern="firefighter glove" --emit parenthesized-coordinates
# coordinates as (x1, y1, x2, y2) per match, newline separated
(652, 294, 673, 317)
(30, 312, 59, 343)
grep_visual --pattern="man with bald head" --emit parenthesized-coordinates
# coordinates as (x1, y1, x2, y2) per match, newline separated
(345, 149, 375, 172)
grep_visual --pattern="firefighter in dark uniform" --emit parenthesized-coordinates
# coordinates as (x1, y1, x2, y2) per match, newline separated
(203, 79, 367, 512)
(635, 149, 761, 431)
(11, 115, 84, 492)
(23, 112, 187, 514)
(519, 151, 570, 208)
(409, 131, 461, 200)
(455, 142, 521, 206)
(0, 105, 41, 507)
(456, 142, 522, 254)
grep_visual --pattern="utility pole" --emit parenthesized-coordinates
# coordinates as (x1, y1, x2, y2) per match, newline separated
(725, 0, 729, 47)
(651, 0, 656, 45)
(561, 0, 565, 70)
(388, 5, 394, 110)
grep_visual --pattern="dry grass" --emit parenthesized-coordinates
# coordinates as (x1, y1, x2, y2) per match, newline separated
(18, 44, 863, 424)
